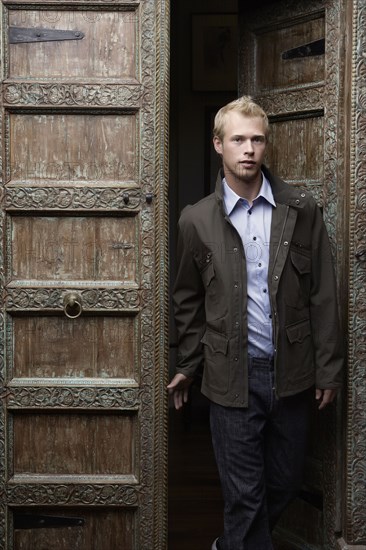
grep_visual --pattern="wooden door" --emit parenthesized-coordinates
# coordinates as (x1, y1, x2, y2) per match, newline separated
(239, 1, 347, 548)
(0, 1, 169, 549)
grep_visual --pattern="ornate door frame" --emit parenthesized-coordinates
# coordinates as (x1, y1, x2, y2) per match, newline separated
(342, 0, 366, 547)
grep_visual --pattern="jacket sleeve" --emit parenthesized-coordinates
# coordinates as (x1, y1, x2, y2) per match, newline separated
(172, 215, 206, 379)
(310, 205, 344, 388)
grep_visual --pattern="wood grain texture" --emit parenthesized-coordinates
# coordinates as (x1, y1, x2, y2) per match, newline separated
(9, 113, 137, 184)
(256, 16, 325, 90)
(13, 412, 136, 475)
(11, 215, 138, 283)
(9, 10, 138, 81)
(13, 315, 137, 379)
(13, 507, 135, 550)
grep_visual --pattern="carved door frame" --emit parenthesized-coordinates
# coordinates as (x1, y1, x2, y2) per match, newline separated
(343, 0, 366, 547)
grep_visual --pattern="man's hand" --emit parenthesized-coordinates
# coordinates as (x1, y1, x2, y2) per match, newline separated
(315, 388, 338, 410)
(167, 373, 194, 410)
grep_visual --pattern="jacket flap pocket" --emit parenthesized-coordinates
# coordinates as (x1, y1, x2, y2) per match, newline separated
(200, 261, 215, 287)
(201, 329, 228, 355)
(290, 250, 311, 274)
(286, 319, 311, 344)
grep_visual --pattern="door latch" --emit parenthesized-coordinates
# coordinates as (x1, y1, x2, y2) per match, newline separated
(9, 27, 85, 44)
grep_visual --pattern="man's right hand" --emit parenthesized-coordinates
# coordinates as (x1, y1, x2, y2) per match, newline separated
(167, 373, 194, 410)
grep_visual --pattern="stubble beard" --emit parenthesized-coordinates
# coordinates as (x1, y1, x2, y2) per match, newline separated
(226, 162, 262, 187)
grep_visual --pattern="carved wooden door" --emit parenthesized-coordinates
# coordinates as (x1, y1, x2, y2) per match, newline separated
(0, 1, 169, 549)
(240, 1, 347, 548)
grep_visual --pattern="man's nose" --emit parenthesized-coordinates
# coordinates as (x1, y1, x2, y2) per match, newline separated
(243, 139, 254, 154)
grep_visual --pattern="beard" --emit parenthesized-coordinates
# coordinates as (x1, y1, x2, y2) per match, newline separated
(224, 161, 262, 186)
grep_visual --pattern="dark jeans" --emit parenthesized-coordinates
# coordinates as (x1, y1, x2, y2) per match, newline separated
(210, 357, 311, 550)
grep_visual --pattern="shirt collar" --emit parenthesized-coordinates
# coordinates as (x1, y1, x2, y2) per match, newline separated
(222, 173, 276, 215)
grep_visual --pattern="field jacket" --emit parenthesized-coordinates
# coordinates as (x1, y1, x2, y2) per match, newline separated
(173, 167, 344, 407)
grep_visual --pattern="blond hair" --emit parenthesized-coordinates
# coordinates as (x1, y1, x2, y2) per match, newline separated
(213, 96, 269, 141)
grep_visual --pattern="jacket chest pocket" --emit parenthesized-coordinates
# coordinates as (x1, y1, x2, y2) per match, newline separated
(200, 260, 228, 321)
(284, 248, 311, 309)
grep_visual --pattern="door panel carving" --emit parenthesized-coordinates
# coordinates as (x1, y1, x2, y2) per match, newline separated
(0, 0, 169, 548)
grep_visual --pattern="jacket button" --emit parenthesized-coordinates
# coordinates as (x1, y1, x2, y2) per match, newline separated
(283, 241, 289, 246)
(295, 199, 300, 205)
(274, 275, 279, 281)
(234, 357, 238, 361)
(233, 247, 238, 252)
(301, 193, 306, 198)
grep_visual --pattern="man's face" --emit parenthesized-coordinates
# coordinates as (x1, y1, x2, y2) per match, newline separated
(213, 112, 267, 186)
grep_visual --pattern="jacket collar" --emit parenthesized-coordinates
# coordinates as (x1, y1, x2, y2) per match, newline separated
(215, 165, 307, 210)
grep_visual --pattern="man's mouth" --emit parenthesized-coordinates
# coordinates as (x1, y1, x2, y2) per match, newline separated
(240, 161, 256, 168)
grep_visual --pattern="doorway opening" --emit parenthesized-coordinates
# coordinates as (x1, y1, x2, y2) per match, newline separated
(168, 1, 238, 547)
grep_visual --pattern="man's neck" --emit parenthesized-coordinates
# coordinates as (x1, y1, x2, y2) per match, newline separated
(225, 174, 263, 206)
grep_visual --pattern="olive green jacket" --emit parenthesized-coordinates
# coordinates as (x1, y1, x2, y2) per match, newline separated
(173, 167, 344, 407)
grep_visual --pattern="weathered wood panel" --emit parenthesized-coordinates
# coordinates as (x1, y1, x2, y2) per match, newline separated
(13, 412, 136, 475)
(8, 9, 138, 80)
(10, 216, 138, 283)
(13, 315, 137, 379)
(265, 114, 324, 182)
(9, 113, 137, 184)
(13, 508, 135, 550)
(256, 16, 325, 90)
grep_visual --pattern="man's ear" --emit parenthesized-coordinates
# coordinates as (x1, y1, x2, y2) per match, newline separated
(213, 136, 222, 155)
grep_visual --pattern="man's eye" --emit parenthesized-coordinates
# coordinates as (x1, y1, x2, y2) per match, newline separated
(253, 136, 265, 143)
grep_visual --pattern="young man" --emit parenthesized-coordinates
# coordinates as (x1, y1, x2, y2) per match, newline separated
(167, 96, 343, 549)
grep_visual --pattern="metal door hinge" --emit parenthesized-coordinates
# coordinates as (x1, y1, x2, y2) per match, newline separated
(9, 27, 85, 44)
(282, 38, 325, 60)
(14, 514, 85, 529)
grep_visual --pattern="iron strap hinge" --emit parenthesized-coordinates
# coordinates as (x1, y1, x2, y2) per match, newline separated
(9, 27, 85, 44)
(282, 38, 325, 60)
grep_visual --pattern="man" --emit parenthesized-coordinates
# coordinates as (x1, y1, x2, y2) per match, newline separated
(167, 96, 343, 549)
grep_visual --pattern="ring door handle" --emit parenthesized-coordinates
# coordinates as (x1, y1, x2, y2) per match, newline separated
(63, 292, 83, 319)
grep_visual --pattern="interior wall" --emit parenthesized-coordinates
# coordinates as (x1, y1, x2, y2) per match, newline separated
(170, 0, 237, 213)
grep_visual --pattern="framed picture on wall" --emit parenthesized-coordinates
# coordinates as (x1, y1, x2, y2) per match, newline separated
(192, 14, 238, 92)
